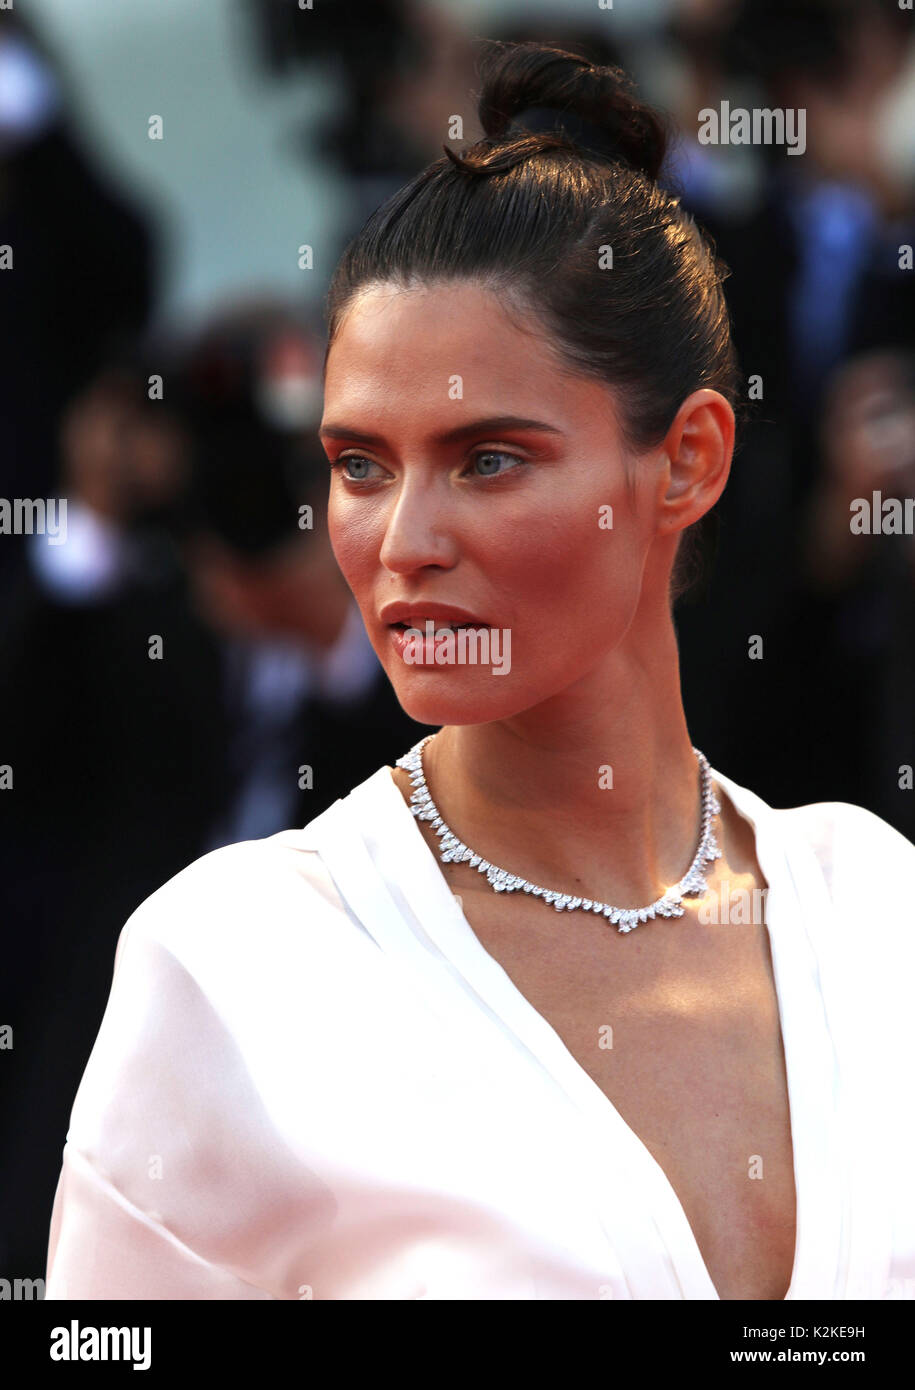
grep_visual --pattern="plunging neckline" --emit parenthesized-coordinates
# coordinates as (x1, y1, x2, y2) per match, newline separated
(369, 760, 846, 1300)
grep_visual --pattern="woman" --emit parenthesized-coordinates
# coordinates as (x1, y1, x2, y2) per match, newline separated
(45, 41, 915, 1302)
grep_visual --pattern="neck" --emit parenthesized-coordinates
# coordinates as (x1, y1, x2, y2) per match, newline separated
(422, 609, 704, 909)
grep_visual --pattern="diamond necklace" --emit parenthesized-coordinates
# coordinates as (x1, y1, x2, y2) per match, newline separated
(395, 735, 723, 933)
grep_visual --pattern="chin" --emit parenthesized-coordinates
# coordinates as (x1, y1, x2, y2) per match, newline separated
(384, 668, 531, 728)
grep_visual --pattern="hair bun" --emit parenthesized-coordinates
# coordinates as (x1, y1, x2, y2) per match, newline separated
(476, 40, 669, 183)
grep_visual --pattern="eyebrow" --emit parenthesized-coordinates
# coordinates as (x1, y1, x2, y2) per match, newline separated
(318, 415, 565, 446)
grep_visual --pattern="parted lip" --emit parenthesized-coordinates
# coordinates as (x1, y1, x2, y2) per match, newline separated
(380, 601, 490, 627)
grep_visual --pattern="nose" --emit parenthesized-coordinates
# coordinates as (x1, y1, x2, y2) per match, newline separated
(378, 481, 459, 574)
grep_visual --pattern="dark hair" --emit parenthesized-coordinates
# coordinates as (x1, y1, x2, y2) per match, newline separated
(324, 40, 739, 606)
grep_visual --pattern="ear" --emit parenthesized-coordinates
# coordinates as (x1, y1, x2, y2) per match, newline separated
(655, 389, 734, 535)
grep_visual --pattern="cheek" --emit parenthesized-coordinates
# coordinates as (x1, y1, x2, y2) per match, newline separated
(327, 491, 377, 594)
(497, 497, 641, 638)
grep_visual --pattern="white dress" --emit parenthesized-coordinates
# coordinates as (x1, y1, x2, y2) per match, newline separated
(44, 757, 915, 1300)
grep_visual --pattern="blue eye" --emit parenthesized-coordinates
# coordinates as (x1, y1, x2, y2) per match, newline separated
(335, 455, 378, 481)
(470, 450, 523, 477)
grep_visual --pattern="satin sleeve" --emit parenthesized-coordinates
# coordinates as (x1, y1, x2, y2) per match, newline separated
(43, 906, 287, 1300)
(42, 838, 342, 1302)
(45, 1144, 274, 1299)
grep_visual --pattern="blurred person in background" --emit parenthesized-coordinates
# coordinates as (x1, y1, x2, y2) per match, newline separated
(650, 0, 915, 821)
(716, 0, 915, 434)
(247, 0, 480, 247)
(0, 7, 158, 589)
(713, 0, 915, 826)
(0, 346, 229, 1280)
(800, 350, 915, 840)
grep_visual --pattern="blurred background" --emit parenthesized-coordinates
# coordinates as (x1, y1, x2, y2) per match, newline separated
(1, 0, 914, 1285)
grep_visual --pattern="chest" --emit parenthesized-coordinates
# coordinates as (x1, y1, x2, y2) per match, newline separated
(445, 873, 798, 1300)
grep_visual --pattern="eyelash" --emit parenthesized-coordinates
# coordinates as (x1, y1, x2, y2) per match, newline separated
(329, 449, 526, 484)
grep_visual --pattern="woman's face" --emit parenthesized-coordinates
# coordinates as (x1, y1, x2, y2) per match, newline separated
(321, 280, 664, 727)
